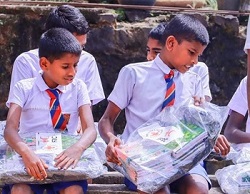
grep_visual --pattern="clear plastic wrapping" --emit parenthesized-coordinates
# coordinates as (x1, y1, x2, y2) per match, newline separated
(216, 143, 250, 193)
(215, 163, 250, 194)
(109, 102, 228, 193)
(0, 126, 107, 186)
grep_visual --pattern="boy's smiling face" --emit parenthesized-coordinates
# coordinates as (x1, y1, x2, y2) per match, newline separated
(160, 35, 206, 73)
(40, 53, 80, 88)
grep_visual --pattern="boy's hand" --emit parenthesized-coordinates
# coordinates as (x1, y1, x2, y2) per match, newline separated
(213, 135, 230, 156)
(54, 145, 83, 170)
(106, 135, 122, 165)
(22, 150, 48, 181)
(193, 96, 205, 106)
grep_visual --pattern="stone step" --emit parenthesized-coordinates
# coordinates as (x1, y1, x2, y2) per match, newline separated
(92, 171, 124, 184)
(92, 171, 220, 187)
(87, 184, 137, 194)
(89, 171, 223, 193)
(87, 184, 223, 194)
(0, 173, 222, 194)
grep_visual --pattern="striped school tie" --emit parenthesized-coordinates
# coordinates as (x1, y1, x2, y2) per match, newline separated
(46, 89, 67, 132)
(162, 70, 175, 109)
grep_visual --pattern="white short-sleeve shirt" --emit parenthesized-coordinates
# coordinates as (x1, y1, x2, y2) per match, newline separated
(8, 49, 105, 105)
(191, 62, 212, 101)
(108, 55, 204, 142)
(228, 76, 250, 132)
(244, 16, 250, 53)
(6, 74, 91, 135)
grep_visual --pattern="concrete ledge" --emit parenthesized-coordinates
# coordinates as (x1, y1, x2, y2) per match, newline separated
(87, 184, 223, 194)
(92, 171, 124, 184)
(0, 164, 224, 193)
(89, 172, 223, 194)
(87, 184, 137, 194)
(92, 172, 220, 187)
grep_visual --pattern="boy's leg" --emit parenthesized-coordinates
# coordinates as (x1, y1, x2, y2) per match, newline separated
(138, 186, 170, 194)
(170, 163, 211, 194)
(10, 184, 34, 194)
(8, 183, 46, 194)
(48, 180, 87, 194)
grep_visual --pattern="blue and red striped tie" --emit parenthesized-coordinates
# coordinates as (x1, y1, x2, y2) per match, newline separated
(162, 70, 175, 109)
(46, 89, 67, 132)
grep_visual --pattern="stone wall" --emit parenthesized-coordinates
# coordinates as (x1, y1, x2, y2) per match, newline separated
(0, 4, 248, 133)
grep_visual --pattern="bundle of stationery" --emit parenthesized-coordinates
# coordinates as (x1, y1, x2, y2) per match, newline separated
(109, 102, 228, 193)
(0, 131, 107, 186)
(216, 143, 250, 194)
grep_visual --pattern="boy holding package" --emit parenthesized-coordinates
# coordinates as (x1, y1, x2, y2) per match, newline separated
(4, 28, 96, 194)
(98, 14, 229, 194)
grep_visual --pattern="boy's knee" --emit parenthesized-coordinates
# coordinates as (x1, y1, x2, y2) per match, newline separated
(185, 184, 208, 194)
(175, 174, 209, 194)
(62, 185, 84, 194)
(11, 184, 33, 194)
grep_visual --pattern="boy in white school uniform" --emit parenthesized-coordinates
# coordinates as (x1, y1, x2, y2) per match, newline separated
(224, 76, 250, 143)
(8, 5, 105, 106)
(226, 17, 250, 143)
(4, 28, 97, 194)
(98, 14, 230, 194)
(245, 16, 250, 113)
(146, 22, 212, 102)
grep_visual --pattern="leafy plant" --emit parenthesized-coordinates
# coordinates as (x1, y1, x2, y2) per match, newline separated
(206, 0, 218, 9)
(115, 8, 126, 21)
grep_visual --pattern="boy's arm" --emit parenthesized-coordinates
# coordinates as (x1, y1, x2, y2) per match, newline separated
(224, 110, 250, 143)
(4, 103, 48, 180)
(247, 50, 250, 114)
(98, 101, 121, 143)
(54, 104, 97, 170)
(245, 16, 250, 113)
(98, 101, 122, 165)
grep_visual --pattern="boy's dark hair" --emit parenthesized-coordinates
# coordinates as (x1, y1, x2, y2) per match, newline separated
(39, 28, 82, 61)
(161, 14, 209, 46)
(45, 5, 89, 35)
(148, 23, 168, 44)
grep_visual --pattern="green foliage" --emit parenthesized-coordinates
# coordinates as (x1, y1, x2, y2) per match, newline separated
(206, 0, 218, 10)
(115, 8, 126, 21)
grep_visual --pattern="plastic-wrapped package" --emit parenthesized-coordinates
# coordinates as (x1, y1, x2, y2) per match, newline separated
(215, 163, 250, 194)
(93, 122, 107, 164)
(226, 143, 250, 164)
(109, 102, 228, 193)
(216, 143, 250, 193)
(0, 130, 107, 186)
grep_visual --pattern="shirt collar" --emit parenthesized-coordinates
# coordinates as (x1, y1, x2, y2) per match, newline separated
(35, 72, 71, 93)
(153, 54, 179, 76)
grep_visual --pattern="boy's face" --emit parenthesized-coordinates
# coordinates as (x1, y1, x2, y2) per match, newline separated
(40, 53, 80, 88)
(161, 36, 206, 73)
(146, 37, 162, 61)
(73, 33, 87, 50)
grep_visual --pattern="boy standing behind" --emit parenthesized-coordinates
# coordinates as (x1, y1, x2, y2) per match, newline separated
(98, 14, 229, 194)
(8, 5, 105, 107)
(4, 28, 96, 194)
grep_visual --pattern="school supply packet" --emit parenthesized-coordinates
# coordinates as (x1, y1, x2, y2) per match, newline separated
(0, 130, 107, 186)
(226, 143, 250, 164)
(215, 143, 250, 194)
(109, 102, 228, 193)
(215, 163, 250, 194)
